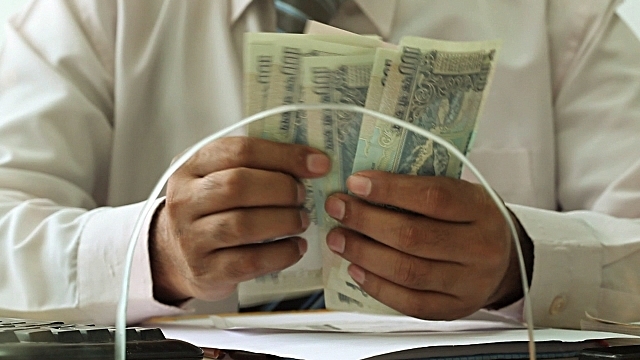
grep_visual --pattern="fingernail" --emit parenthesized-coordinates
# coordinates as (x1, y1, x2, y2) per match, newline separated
(326, 232, 345, 254)
(325, 196, 345, 220)
(307, 153, 330, 174)
(347, 175, 371, 197)
(297, 239, 308, 256)
(297, 183, 306, 204)
(348, 265, 365, 284)
(300, 210, 310, 229)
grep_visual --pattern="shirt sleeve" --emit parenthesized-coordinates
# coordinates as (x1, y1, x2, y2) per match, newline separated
(513, 1, 640, 329)
(0, 0, 187, 324)
(510, 205, 640, 329)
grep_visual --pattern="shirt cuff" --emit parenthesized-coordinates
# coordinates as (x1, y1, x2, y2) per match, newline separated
(509, 204, 602, 329)
(77, 197, 188, 325)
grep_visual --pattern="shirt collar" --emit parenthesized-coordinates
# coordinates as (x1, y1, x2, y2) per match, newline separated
(230, 0, 253, 24)
(230, 0, 398, 37)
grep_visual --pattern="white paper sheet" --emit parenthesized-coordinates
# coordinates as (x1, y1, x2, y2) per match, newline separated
(201, 310, 524, 333)
(158, 324, 636, 360)
(150, 311, 639, 360)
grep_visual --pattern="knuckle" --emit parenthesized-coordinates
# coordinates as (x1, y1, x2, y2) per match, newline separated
(285, 210, 306, 235)
(289, 177, 304, 203)
(227, 137, 256, 163)
(343, 202, 363, 228)
(432, 226, 452, 249)
(363, 274, 382, 299)
(223, 254, 265, 281)
(393, 257, 419, 288)
(277, 175, 301, 205)
(176, 254, 210, 284)
(165, 182, 190, 212)
(205, 168, 247, 197)
(397, 223, 425, 251)
(164, 190, 181, 214)
(190, 137, 256, 171)
(218, 259, 250, 282)
(188, 145, 213, 170)
(162, 201, 191, 239)
(439, 268, 462, 294)
(209, 214, 244, 246)
(341, 232, 362, 261)
(200, 172, 224, 193)
(186, 261, 208, 280)
(422, 183, 452, 212)
(290, 144, 309, 167)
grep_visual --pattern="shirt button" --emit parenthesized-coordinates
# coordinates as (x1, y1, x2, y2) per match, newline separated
(549, 295, 567, 315)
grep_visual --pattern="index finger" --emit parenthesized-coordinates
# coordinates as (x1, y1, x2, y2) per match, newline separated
(182, 136, 331, 179)
(346, 171, 494, 222)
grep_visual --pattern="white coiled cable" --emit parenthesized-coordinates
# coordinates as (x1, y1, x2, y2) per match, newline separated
(115, 103, 536, 360)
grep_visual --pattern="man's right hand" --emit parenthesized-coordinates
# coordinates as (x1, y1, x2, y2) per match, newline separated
(148, 137, 331, 305)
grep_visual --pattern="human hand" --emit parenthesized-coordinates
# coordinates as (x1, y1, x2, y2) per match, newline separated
(324, 171, 532, 320)
(149, 137, 330, 305)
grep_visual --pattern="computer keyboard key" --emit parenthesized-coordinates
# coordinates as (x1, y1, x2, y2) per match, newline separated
(48, 328, 84, 343)
(108, 327, 140, 341)
(75, 326, 113, 343)
(14, 329, 56, 343)
(137, 327, 165, 341)
(0, 330, 19, 343)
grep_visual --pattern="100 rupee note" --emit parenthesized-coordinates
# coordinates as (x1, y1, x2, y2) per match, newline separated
(301, 54, 374, 226)
(325, 37, 501, 314)
(240, 33, 377, 306)
(353, 37, 501, 176)
(317, 48, 401, 313)
(297, 54, 382, 312)
(244, 33, 376, 143)
(353, 47, 399, 167)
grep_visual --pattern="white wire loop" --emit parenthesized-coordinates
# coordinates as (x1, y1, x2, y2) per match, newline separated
(115, 103, 535, 360)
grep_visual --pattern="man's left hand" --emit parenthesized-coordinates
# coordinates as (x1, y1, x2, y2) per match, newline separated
(324, 171, 525, 320)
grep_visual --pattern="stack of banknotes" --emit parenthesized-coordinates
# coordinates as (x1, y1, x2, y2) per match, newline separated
(240, 22, 501, 314)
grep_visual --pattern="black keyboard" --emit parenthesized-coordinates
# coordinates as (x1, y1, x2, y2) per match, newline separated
(0, 317, 203, 359)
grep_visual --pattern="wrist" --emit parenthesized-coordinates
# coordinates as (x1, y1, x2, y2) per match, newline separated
(486, 209, 534, 310)
(148, 200, 192, 306)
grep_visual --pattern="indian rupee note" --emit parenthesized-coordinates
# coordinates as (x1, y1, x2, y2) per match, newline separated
(244, 43, 275, 137)
(244, 33, 379, 143)
(240, 34, 377, 305)
(353, 37, 501, 176)
(299, 54, 375, 310)
(301, 54, 374, 224)
(319, 47, 400, 313)
(325, 37, 501, 314)
(355, 47, 399, 163)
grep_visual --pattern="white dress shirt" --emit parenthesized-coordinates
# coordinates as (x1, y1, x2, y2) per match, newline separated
(0, 0, 639, 328)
